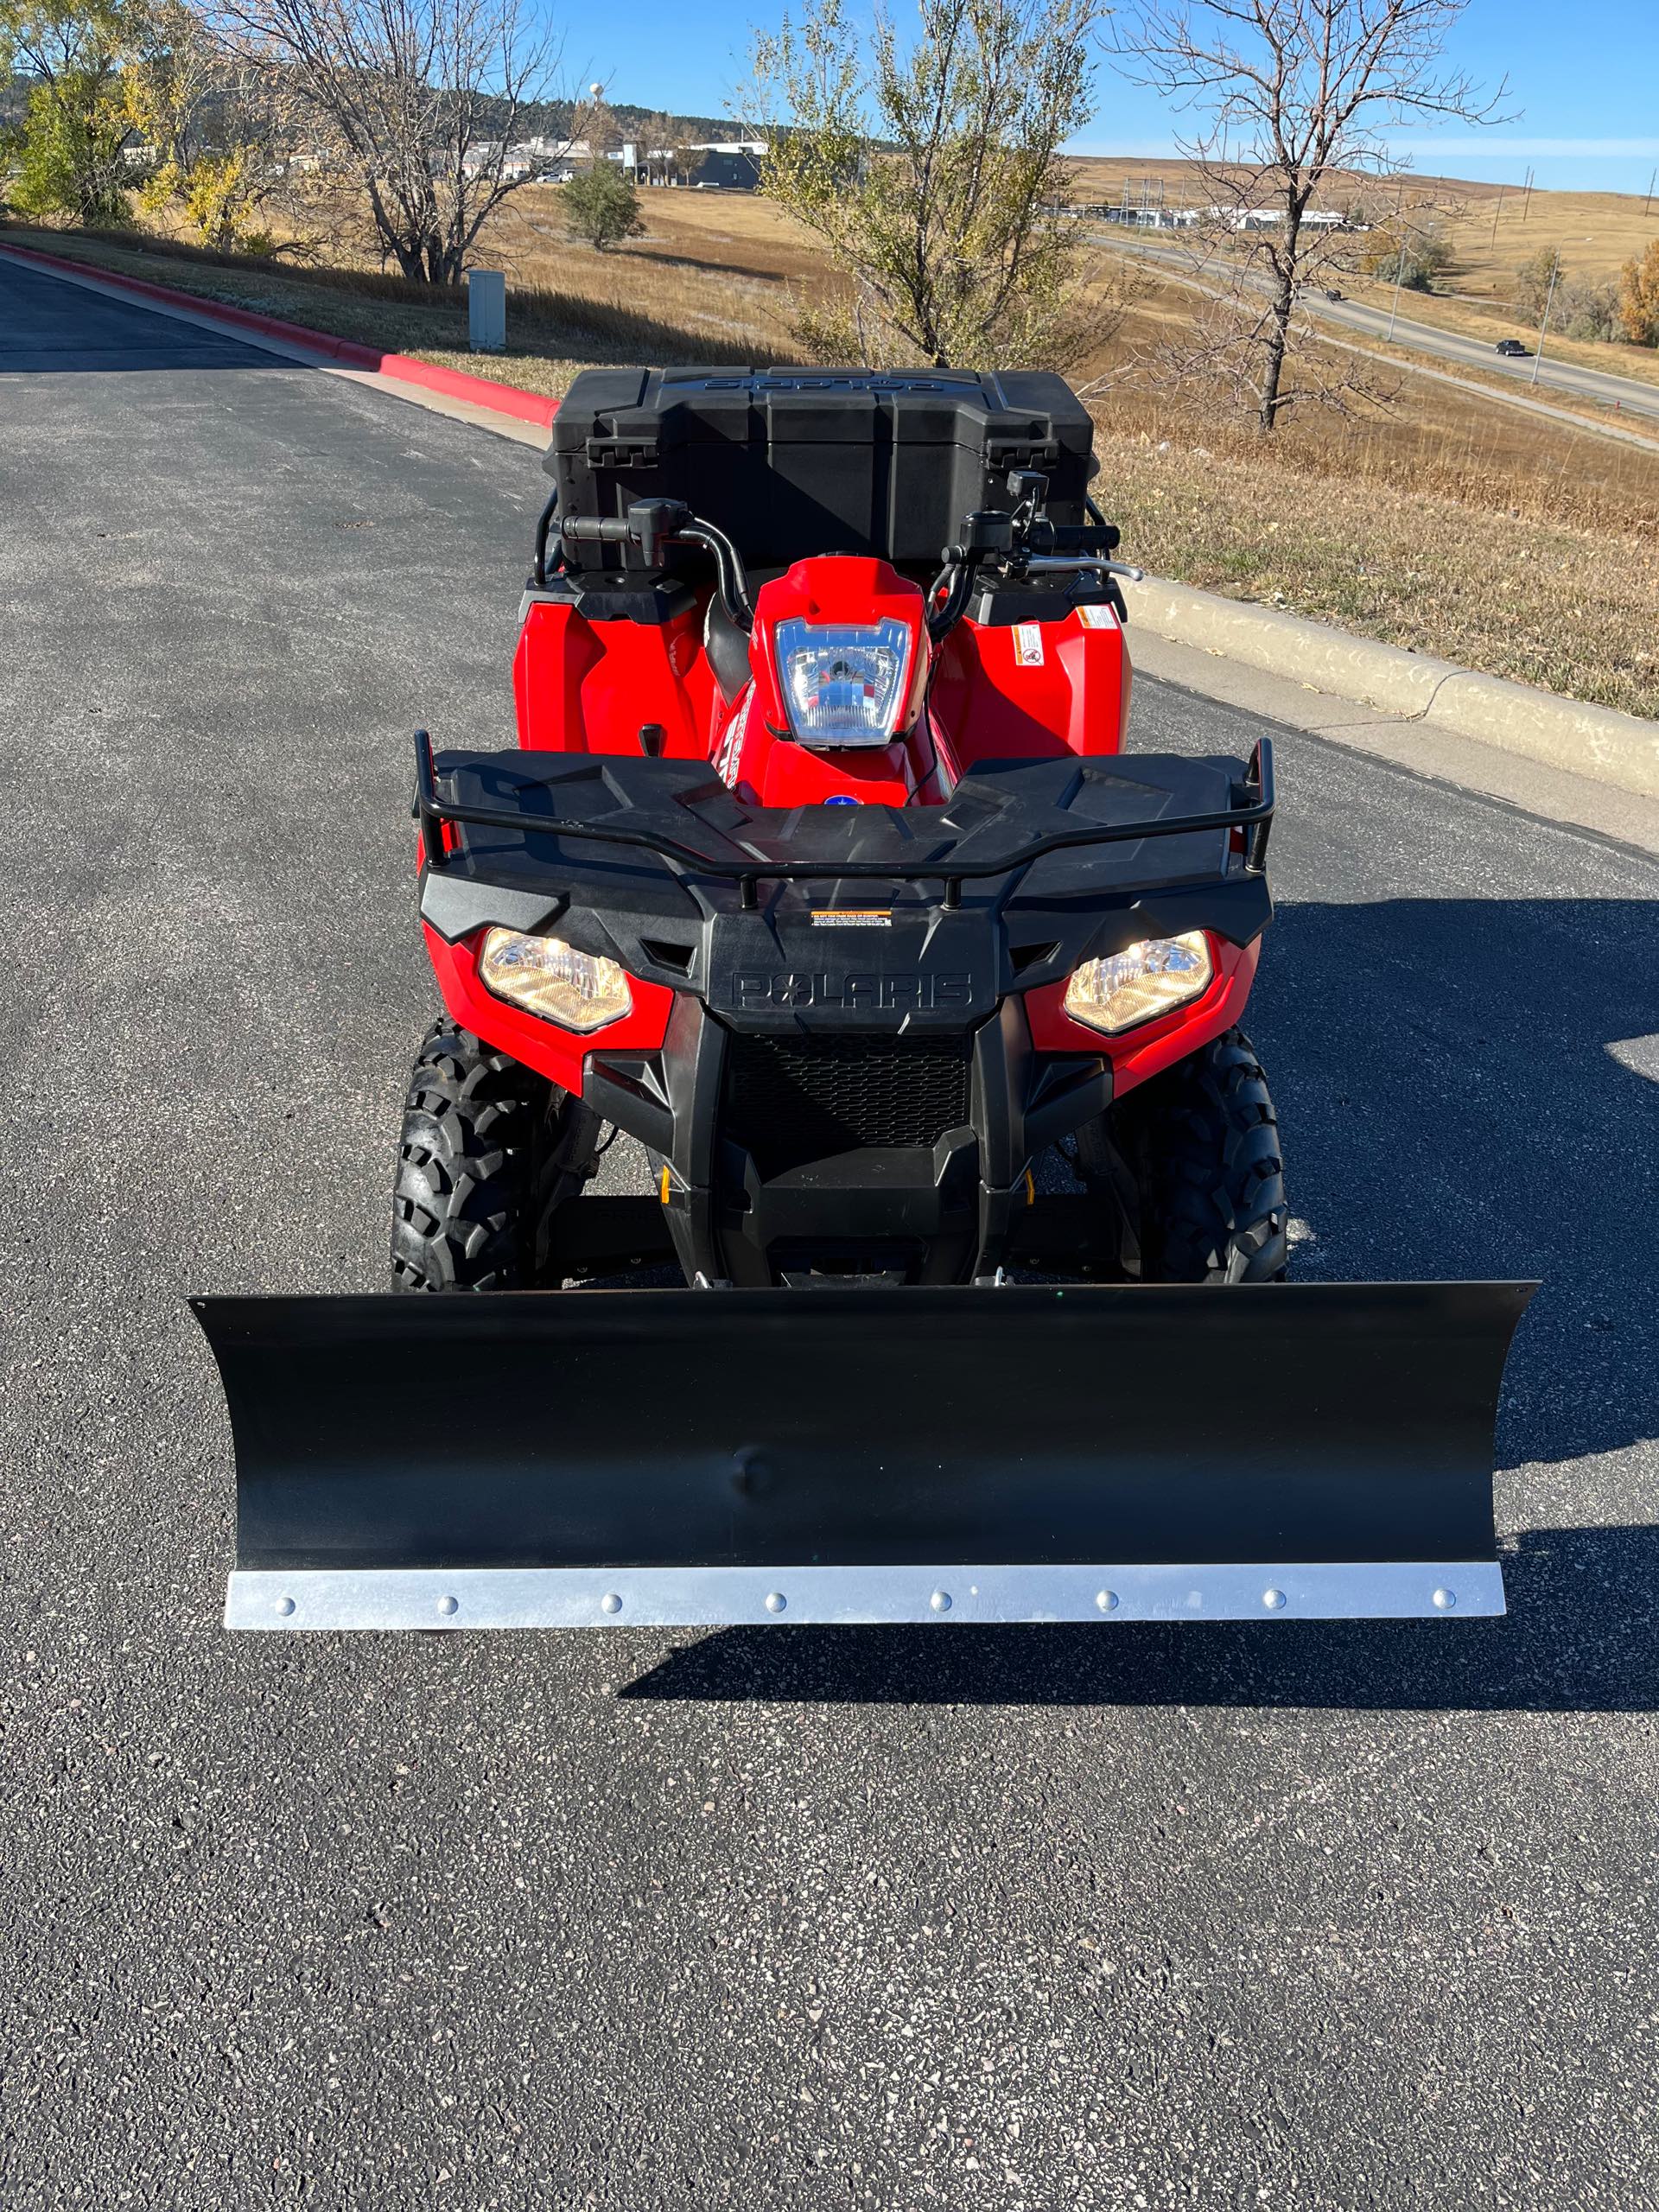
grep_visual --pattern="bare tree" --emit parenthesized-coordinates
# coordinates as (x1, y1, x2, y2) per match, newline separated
(1112, 0, 1508, 429)
(751, 0, 1103, 370)
(636, 109, 675, 183)
(213, 0, 572, 284)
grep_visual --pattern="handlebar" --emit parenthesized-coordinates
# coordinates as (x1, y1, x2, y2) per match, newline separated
(550, 499, 755, 632)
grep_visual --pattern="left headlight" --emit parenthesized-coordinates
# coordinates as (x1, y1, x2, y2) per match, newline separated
(1063, 931, 1213, 1035)
(479, 929, 632, 1033)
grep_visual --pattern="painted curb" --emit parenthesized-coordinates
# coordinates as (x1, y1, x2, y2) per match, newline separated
(0, 238, 558, 429)
(1122, 575, 1659, 801)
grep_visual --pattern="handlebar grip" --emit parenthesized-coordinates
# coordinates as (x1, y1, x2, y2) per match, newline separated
(560, 517, 632, 543)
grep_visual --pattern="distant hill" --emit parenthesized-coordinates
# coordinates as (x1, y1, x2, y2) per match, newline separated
(485, 98, 751, 147)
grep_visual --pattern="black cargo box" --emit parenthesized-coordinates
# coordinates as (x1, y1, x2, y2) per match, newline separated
(544, 367, 1095, 569)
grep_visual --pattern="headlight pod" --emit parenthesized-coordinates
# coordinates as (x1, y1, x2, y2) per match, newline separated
(478, 929, 632, 1033)
(775, 616, 912, 747)
(1064, 931, 1213, 1035)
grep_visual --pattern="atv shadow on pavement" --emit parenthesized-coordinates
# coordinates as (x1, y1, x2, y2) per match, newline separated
(619, 1522, 1658, 1710)
(1248, 899, 1657, 1476)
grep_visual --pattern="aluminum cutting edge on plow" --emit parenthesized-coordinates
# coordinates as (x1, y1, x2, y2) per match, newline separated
(225, 1560, 1505, 1630)
(194, 1281, 1536, 1633)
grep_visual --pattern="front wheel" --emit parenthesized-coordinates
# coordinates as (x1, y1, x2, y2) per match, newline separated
(1106, 1027, 1288, 1283)
(390, 1020, 600, 1290)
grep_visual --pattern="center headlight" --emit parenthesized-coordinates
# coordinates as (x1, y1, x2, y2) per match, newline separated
(479, 929, 632, 1033)
(774, 617, 912, 747)
(1064, 931, 1213, 1034)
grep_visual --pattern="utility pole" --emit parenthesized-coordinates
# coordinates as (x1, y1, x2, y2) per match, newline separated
(1490, 182, 1504, 246)
(1388, 226, 1408, 340)
(1646, 167, 1656, 218)
(1530, 254, 1560, 386)
(1521, 167, 1533, 223)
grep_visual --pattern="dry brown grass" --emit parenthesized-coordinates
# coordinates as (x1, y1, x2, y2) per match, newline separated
(1092, 278, 1659, 519)
(1086, 283, 1659, 716)
(1097, 419, 1659, 717)
(1435, 181, 1659, 298)
(0, 206, 797, 391)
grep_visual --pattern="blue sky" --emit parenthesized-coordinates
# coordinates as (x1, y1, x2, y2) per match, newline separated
(592, 0, 1659, 199)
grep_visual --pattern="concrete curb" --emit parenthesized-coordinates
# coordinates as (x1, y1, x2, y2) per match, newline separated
(1122, 576, 1659, 800)
(0, 238, 559, 429)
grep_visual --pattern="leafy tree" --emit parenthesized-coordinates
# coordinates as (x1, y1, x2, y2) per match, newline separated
(752, 0, 1099, 369)
(1619, 239, 1659, 347)
(1, 0, 134, 226)
(1513, 245, 1565, 325)
(561, 160, 642, 250)
(124, 0, 276, 251)
(1361, 220, 1452, 291)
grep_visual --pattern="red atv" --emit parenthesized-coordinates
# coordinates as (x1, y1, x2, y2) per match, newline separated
(402, 367, 1281, 1294)
(196, 369, 1531, 1634)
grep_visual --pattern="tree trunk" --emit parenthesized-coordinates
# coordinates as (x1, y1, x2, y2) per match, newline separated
(1258, 267, 1293, 431)
(1258, 207, 1306, 433)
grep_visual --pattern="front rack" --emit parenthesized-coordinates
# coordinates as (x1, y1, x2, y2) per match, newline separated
(415, 733, 1274, 912)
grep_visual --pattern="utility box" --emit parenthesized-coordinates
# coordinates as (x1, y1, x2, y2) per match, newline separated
(468, 270, 506, 353)
(544, 367, 1095, 569)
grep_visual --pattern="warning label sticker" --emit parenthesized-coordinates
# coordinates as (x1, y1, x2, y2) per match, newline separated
(1014, 623, 1046, 667)
(1077, 603, 1119, 630)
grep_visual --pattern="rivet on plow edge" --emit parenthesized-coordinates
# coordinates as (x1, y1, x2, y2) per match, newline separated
(764, 1592, 786, 1614)
(1433, 1588, 1457, 1611)
(929, 1590, 952, 1613)
(1096, 1590, 1119, 1613)
(274, 1596, 296, 1618)
(436, 1595, 459, 1618)
(1262, 1588, 1287, 1611)
(600, 1592, 623, 1615)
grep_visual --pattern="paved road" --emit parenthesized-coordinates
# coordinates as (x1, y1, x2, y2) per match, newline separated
(3, 257, 1658, 2210)
(1101, 231, 1659, 427)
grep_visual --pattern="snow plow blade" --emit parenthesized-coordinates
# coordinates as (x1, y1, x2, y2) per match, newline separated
(195, 1282, 1535, 1632)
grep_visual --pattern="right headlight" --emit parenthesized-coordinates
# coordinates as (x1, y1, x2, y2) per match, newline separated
(479, 929, 632, 1033)
(1063, 931, 1213, 1035)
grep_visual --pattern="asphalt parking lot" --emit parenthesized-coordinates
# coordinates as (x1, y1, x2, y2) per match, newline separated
(3, 256, 1657, 2209)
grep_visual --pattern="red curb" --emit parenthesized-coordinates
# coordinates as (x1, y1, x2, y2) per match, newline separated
(0, 237, 558, 429)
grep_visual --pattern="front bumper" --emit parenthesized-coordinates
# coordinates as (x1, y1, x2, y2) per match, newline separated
(583, 990, 1116, 1284)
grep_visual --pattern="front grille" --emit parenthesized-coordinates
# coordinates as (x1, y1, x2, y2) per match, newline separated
(721, 1033, 973, 1177)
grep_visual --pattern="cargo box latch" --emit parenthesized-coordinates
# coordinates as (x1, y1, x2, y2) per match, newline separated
(986, 438, 1059, 469)
(586, 436, 660, 469)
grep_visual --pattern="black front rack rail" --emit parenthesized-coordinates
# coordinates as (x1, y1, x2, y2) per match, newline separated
(415, 732, 1274, 912)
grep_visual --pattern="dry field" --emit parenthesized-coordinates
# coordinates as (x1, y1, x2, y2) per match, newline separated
(1077, 159, 1659, 391)
(1094, 277, 1659, 716)
(1095, 411, 1659, 717)
(7, 183, 1656, 716)
(1434, 181, 1659, 300)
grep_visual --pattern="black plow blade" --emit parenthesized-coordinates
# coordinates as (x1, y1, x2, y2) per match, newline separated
(193, 1282, 1535, 1632)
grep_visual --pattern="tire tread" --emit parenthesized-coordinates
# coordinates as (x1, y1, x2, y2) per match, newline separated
(1118, 1027, 1288, 1284)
